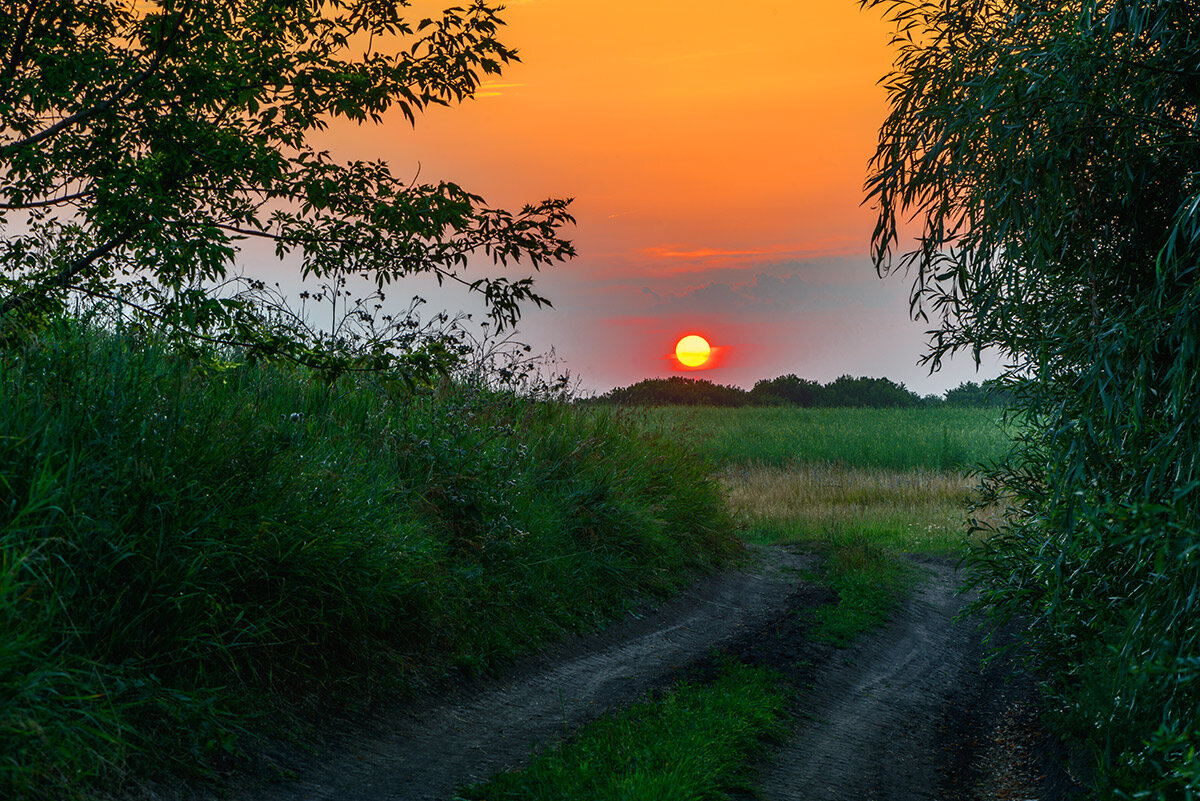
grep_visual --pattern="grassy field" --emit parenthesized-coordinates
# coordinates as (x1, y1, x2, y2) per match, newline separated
(631, 404, 1007, 556)
(459, 403, 1000, 799)
(643, 403, 1006, 648)
(722, 464, 987, 556)
(634, 405, 1008, 471)
(3, 321, 1008, 800)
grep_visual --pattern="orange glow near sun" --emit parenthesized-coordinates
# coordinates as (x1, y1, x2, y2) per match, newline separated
(675, 334, 712, 367)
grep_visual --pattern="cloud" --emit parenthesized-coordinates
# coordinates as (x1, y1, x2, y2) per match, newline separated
(644, 268, 896, 318)
(475, 82, 525, 98)
(633, 238, 867, 275)
(641, 245, 781, 261)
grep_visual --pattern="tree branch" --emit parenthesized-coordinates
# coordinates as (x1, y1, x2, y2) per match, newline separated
(1, 0, 46, 87)
(0, 1, 191, 158)
(0, 229, 133, 317)
(0, 188, 92, 210)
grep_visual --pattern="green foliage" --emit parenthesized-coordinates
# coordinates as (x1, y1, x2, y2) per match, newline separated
(748, 373, 824, 406)
(457, 662, 789, 801)
(814, 374, 922, 408)
(942, 381, 1009, 408)
(592, 376, 751, 406)
(634, 406, 1006, 471)
(0, 0, 573, 375)
(0, 321, 737, 800)
(866, 0, 1200, 795)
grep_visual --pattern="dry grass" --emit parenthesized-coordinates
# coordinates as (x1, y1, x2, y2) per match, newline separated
(720, 462, 995, 555)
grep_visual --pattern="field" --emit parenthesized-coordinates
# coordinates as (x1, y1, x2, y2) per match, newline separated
(631, 405, 1008, 556)
(0, 324, 741, 800)
(460, 404, 1008, 800)
(633, 405, 1009, 471)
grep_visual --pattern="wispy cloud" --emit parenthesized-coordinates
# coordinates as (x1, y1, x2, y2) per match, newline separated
(636, 238, 863, 274)
(476, 82, 525, 98)
(640, 268, 897, 317)
(641, 246, 776, 260)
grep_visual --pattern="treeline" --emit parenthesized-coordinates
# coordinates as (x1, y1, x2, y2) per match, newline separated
(590, 374, 1007, 408)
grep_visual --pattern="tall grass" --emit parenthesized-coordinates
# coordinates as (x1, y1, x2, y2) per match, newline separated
(0, 321, 738, 800)
(632, 404, 1005, 556)
(722, 464, 985, 555)
(633, 405, 1007, 470)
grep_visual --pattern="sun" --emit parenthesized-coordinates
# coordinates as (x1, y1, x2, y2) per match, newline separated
(675, 334, 711, 367)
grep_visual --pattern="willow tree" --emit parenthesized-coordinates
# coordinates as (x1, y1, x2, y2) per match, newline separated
(0, 0, 573, 374)
(866, 0, 1200, 794)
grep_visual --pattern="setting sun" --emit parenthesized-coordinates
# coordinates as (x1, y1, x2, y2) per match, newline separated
(675, 335, 712, 368)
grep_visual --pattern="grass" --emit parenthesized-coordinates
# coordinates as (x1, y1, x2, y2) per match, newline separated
(455, 661, 789, 801)
(722, 463, 987, 556)
(457, 404, 998, 801)
(2, 319, 1010, 798)
(634, 405, 1008, 470)
(807, 533, 922, 646)
(0, 320, 741, 800)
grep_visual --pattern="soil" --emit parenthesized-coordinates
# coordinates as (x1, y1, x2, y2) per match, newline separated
(183, 545, 1083, 800)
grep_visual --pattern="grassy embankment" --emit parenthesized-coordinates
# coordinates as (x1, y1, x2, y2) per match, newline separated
(0, 322, 741, 801)
(460, 403, 1009, 799)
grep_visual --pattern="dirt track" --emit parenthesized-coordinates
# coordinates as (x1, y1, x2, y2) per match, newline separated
(208, 546, 1076, 801)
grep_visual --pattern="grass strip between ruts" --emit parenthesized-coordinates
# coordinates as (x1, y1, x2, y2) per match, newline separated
(808, 537, 921, 647)
(455, 661, 790, 801)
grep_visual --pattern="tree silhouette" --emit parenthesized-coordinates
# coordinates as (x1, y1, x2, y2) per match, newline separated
(0, 0, 573, 376)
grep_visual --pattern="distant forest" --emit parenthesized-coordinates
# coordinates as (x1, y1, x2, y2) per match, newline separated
(587, 375, 1008, 408)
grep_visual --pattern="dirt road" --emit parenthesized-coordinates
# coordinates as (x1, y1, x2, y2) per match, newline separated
(213, 546, 1074, 801)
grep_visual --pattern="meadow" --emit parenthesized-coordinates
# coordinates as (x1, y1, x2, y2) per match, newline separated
(459, 403, 1005, 799)
(634, 405, 1009, 471)
(632, 405, 1008, 556)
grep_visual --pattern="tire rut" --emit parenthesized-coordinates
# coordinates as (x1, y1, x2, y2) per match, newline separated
(178, 549, 1073, 801)
(220, 546, 815, 801)
(756, 560, 974, 800)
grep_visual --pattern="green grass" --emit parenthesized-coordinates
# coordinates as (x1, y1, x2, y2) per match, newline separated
(456, 662, 789, 801)
(633, 405, 1008, 470)
(808, 534, 921, 646)
(0, 321, 740, 800)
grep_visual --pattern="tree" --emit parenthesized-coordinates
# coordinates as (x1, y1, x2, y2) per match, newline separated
(749, 374, 822, 406)
(865, 0, 1200, 794)
(595, 376, 750, 407)
(0, 0, 574, 375)
(820, 374, 920, 408)
(942, 381, 1007, 408)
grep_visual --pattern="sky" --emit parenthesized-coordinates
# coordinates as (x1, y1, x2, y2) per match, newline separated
(288, 0, 1003, 396)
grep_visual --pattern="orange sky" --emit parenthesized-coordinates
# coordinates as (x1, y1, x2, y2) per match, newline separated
(299, 0, 999, 394)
